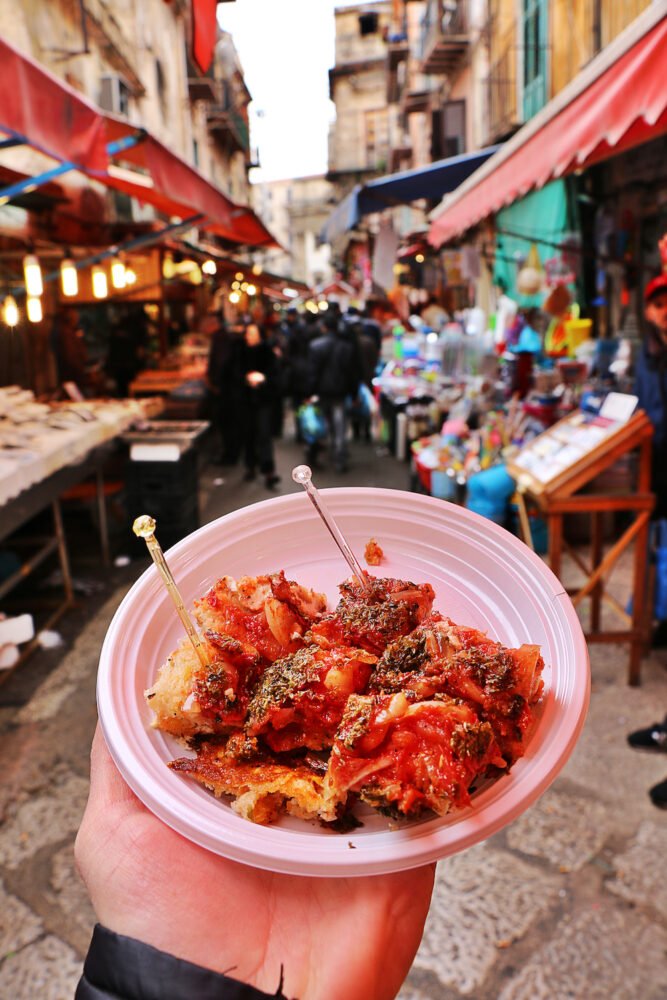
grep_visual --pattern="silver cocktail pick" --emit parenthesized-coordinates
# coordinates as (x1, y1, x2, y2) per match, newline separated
(133, 514, 209, 668)
(291, 465, 369, 591)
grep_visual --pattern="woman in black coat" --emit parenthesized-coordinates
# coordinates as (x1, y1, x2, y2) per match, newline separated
(239, 323, 281, 488)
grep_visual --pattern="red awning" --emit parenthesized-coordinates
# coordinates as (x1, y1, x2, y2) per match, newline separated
(429, 10, 667, 247)
(0, 37, 278, 249)
(0, 38, 108, 171)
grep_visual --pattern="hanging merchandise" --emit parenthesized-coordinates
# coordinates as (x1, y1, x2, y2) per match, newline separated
(543, 284, 571, 317)
(516, 244, 543, 295)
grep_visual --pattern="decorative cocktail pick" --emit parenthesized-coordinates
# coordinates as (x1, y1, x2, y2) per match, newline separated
(132, 514, 208, 668)
(291, 465, 369, 591)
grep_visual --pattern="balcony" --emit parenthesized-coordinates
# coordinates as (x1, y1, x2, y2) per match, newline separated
(420, 0, 469, 76)
(206, 105, 251, 157)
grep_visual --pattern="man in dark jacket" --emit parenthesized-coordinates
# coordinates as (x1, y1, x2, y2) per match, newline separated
(634, 273, 667, 517)
(629, 271, 667, 809)
(307, 313, 362, 472)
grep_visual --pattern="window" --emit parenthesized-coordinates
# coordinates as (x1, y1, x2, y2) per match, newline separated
(365, 109, 389, 170)
(431, 101, 466, 161)
(522, 0, 548, 119)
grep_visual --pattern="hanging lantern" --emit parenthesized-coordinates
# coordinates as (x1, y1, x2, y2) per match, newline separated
(2, 295, 19, 327)
(60, 256, 79, 297)
(92, 265, 108, 299)
(23, 253, 43, 297)
(202, 259, 217, 275)
(517, 243, 543, 295)
(26, 296, 43, 323)
(110, 256, 126, 289)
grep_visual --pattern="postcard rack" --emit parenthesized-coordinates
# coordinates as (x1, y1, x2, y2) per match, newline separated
(507, 408, 654, 685)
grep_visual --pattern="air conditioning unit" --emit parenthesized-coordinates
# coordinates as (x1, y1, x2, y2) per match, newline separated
(99, 75, 131, 116)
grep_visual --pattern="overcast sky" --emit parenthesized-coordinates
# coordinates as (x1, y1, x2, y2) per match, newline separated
(217, 0, 363, 183)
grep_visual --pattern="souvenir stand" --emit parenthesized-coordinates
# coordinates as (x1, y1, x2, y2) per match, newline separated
(506, 396, 654, 685)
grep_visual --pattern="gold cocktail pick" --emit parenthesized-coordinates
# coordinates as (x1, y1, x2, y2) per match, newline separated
(291, 465, 369, 591)
(133, 515, 208, 668)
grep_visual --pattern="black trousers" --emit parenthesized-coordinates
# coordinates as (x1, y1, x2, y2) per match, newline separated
(243, 402, 275, 474)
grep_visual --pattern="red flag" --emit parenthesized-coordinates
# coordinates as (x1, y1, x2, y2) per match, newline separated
(192, 0, 218, 74)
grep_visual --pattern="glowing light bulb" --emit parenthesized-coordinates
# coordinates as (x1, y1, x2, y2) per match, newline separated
(202, 259, 217, 275)
(246, 284, 257, 296)
(23, 253, 43, 296)
(26, 296, 43, 323)
(415, 253, 425, 263)
(124, 268, 137, 286)
(110, 257, 126, 289)
(92, 266, 108, 299)
(2, 295, 19, 327)
(229, 291, 241, 304)
(235, 272, 244, 281)
(60, 257, 78, 297)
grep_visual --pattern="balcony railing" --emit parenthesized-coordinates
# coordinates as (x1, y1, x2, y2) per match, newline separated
(420, 0, 469, 75)
(206, 105, 251, 156)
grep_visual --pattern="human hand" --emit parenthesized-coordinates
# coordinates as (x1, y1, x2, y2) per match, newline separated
(76, 727, 435, 1000)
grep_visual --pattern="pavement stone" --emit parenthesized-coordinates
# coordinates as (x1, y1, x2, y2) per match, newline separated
(0, 774, 89, 870)
(505, 786, 613, 872)
(406, 845, 559, 995)
(0, 934, 82, 1000)
(497, 904, 667, 1000)
(0, 878, 43, 958)
(606, 820, 667, 921)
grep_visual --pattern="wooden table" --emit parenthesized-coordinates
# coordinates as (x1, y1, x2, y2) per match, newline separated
(508, 408, 654, 685)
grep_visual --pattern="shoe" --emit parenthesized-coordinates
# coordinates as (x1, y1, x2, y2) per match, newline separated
(652, 621, 667, 648)
(627, 716, 667, 752)
(243, 469, 256, 482)
(264, 474, 281, 488)
(649, 776, 667, 808)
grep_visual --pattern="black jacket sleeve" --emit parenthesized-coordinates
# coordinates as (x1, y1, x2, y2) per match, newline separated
(75, 924, 291, 1000)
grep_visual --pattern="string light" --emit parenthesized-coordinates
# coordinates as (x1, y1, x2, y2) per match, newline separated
(23, 252, 43, 297)
(60, 256, 78, 297)
(2, 295, 19, 327)
(110, 256, 126, 289)
(202, 259, 217, 275)
(92, 265, 108, 299)
(26, 296, 43, 323)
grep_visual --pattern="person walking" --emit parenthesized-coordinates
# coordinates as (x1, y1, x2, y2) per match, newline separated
(627, 266, 667, 809)
(206, 313, 243, 466)
(239, 322, 281, 488)
(307, 312, 362, 473)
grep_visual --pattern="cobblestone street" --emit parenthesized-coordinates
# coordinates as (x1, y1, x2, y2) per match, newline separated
(2, 438, 667, 999)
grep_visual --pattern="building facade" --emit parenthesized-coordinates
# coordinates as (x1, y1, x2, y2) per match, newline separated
(252, 175, 333, 287)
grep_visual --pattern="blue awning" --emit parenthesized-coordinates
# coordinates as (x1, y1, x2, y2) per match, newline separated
(322, 146, 501, 243)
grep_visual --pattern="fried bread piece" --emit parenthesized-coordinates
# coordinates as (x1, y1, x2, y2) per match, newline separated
(145, 631, 263, 738)
(369, 618, 544, 763)
(169, 734, 337, 824)
(308, 574, 436, 655)
(326, 692, 506, 819)
(246, 643, 377, 753)
(195, 571, 327, 662)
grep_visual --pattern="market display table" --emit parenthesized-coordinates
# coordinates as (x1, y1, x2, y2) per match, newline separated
(507, 400, 654, 685)
(0, 391, 163, 678)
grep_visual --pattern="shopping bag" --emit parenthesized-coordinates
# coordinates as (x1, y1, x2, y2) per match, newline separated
(297, 402, 327, 445)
